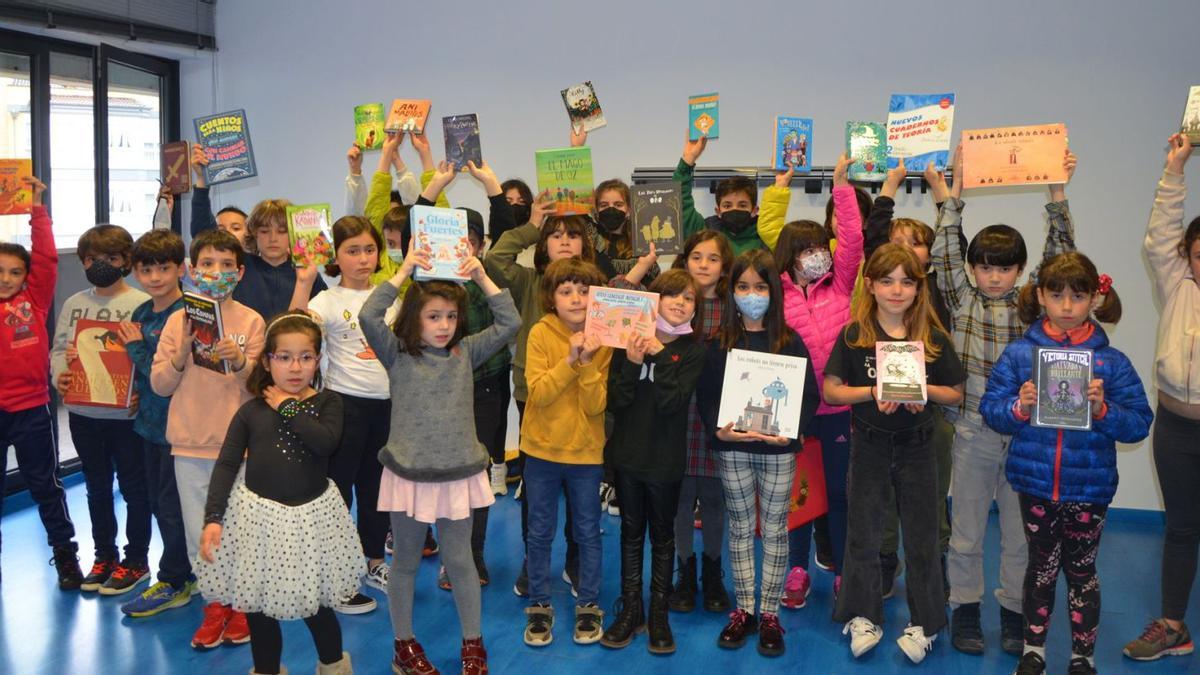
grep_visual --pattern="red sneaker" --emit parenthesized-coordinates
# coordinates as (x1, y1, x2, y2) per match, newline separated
(222, 608, 251, 645)
(191, 602, 231, 649)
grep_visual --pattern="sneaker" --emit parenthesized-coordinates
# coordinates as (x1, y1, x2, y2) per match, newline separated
(780, 566, 811, 609)
(333, 592, 377, 615)
(574, 603, 605, 644)
(717, 608, 758, 649)
(951, 602, 985, 655)
(757, 611, 785, 657)
(896, 623, 937, 664)
(880, 553, 904, 600)
(474, 553, 490, 586)
(843, 616, 882, 657)
(384, 531, 393, 556)
(513, 560, 529, 597)
(121, 578, 194, 617)
(1123, 619, 1194, 660)
(1067, 657, 1097, 675)
(365, 561, 389, 592)
(814, 542, 835, 572)
(514, 478, 523, 501)
(1000, 606, 1024, 656)
(98, 560, 151, 595)
(80, 558, 116, 592)
(607, 494, 620, 517)
(50, 545, 84, 591)
(562, 568, 579, 598)
(438, 565, 452, 591)
(422, 528, 438, 557)
(490, 462, 508, 496)
(525, 603, 554, 647)
(222, 609, 250, 645)
(1014, 651, 1046, 675)
(191, 602, 231, 649)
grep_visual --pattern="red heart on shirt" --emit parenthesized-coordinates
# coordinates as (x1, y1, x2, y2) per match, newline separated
(671, 354, 680, 362)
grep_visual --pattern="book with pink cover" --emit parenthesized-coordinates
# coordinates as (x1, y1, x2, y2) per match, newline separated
(961, 123, 1068, 188)
(584, 287, 659, 349)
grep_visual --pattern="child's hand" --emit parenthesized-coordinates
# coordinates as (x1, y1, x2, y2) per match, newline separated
(530, 192, 555, 227)
(1018, 380, 1038, 417)
(171, 318, 196, 370)
(410, 132, 434, 171)
(400, 247, 433, 277)
(880, 157, 905, 197)
(55, 371, 71, 398)
(296, 262, 319, 286)
(750, 432, 791, 446)
(1167, 133, 1193, 175)
(567, 332, 585, 365)
(682, 135, 708, 166)
(214, 336, 245, 370)
(380, 131, 403, 173)
(626, 242, 658, 284)
(430, 160, 458, 187)
(157, 185, 175, 211)
(466, 160, 501, 193)
(833, 153, 857, 188)
(876, 399, 901, 415)
(190, 143, 208, 187)
(923, 161, 950, 203)
(117, 320, 143, 344)
(65, 344, 78, 364)
(1087, 378, 1105, 416)
(199, 523, 222, 563)
(774, 165, 795, 188)
(948, 143, 964, 199)
(579, 334, 602, 365)
(716, 421, 760, 443)
(458, 256, 486, 283)
(347, 143, 363, 176)
(569, 125, 587, 148)
(263, 385, 293, 411)
(626, 334, 648, 365)
(645, 336, 665, 356)
(903, 402, 925, 414)
(1049, 149, 1077, 201)
(1063, 150, 1078, 182)
(22, 176, 47, 206)
(128, 389, 139, 417)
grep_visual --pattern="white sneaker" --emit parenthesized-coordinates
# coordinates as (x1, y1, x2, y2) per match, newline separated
(897, 623, 937, 663)
(365, 561, 389, 592)
(490, 462, 508, 496)
(844, 616, 883, 657)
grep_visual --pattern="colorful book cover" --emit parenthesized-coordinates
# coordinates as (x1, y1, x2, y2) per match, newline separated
(286, 203, 334, 269)
(193, 109, 257, 185)
(0, 158, 33, 215)
(354, 103, 386, 150)
(773, 116, 814, 172)
(182, 291, 227, 374)
(63, 319, 135, 409)
(385, 99, 432, 135)
(886, 93, 955, 170)
(535, 147, 594, 216)
(631, 181, 683, 256)
(561, 81, 606, 133)
(688, 92, 719, 140)
(1033, 347, 1093, 431)
(583, 287, 660, 349)
(875, 341, 928, 403)
(443, 114, 482, 171)
(716, 348, 810, 440)
(1180, 85, 1200, 144)
(410, 205, 471, 282)
(787, 435, 829, 529)
(961, 123, 1068, 188)
(845, 121, 887, 181)
(160, 141, 191, 194)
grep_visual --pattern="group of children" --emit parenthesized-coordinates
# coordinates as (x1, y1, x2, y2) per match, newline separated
(0, 124, 1195, 675)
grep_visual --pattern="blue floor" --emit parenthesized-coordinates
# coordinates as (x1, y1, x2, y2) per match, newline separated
(1, 476, 1197, 674)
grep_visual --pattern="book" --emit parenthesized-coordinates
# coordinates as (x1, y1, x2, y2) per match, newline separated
(631, 182, 683, 256)
(182, 291, 228, 374)
(63, 319, 135, 409)
(443, 114, 482, 171)
(1180, 85, 1200, 144)
(160, 141, 191, 194)
(583, 287, 660, 349)
(561, 81, 606, 133)
(354, 103, 386, 150)
(688, 92, 719, 140)
(385, 98, 432, 135)
(0, 158, 33, 215)
(1033, 347, 1093, 431)
(886, 93, 955, 170)
(845, 121, 887, 181)
(193, 109, 257, 185)
(961, 123, 1068, 188)
(535, 147, 594, 216)
(716, 348, 810, 440)
(409, 205, 471, 281)
(875, 341, 928, 403)
(773, 116, 814, 172)
(787, 435, 829, 529)
(285, 203, 334, 269)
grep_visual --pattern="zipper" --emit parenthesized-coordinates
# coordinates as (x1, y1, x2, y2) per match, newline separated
(1051, 429, 1063, 501)
(1188, 334, 1195, 405)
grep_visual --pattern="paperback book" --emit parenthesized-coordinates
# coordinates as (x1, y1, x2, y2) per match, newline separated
(773, 116, 813, 172)
(354, 103, 386, 150)
(160, 141, 191, 194)
(443, 114, 482, 170)
(583, 287, 659, 349)
(182, 291, 227, 374)
(63, 319, 135, 409)
(385, 99, 431, 135)
(886, 93, 955, 170)
(410, 205, 470, 282)
(961, 123, 1068, 188)
(875, 341, 927, 403)
(535, 147, 593, 216)
(631, 181, 683, 256)
(845, 121, 887, 181)
(716, 349, 809, 440)
(286, 203, 334, 268)
(561, 81, 606, 133)
(688, 92, 719, 140)
(0, 158, 33, 215)
(1181, 85, 1200, 144)
(194, 109, 257, 185)
(1033, 347, 1093, 431)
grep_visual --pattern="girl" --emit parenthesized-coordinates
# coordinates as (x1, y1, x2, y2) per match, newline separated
(982, 251, 1152, 675)
(360, 248, 518, 675)
(600, 269, 707, 654)
(696, 249, 819, 657)
(826, 244, 966, 664)
(197, 311, 358, 675)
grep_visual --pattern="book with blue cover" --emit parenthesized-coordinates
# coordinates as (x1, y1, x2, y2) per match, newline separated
(193, 109, 257, 185)
(442, 114, 481, 171)
(688, 93, 719, 140)
(773, 116, 813, 172)
(845, 121, 887, 181)
(886, 93, 955, 171)
(410, 205, 470, 282)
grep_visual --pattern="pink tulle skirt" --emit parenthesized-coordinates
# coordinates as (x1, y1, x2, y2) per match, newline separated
(377, 468, 495, 523)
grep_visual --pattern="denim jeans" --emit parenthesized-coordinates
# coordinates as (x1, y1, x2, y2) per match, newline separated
(524, 455, 602, 605)
(142, 440, 191, 586)
(68, 413, 150, 563)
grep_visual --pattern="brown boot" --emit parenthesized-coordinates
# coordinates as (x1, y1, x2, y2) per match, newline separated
(461, 636, 488, 675)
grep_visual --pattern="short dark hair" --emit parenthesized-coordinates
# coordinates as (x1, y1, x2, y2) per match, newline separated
(966, 224, 1028, 269)
(189, 228, 245, 267)
(389, 190, 403, 206)
(539, 258, 605, 314)
(326, 215, 383, 277)
(501, 179, 533, 206)
(131, 230, 185, 267)
(391, 281, 468, 356)
(0, 243, 31, 274)
(382, 205, 411, 253)
(715, 176, 757, 208)
(774, 220, 831, 276)
(76, 224, 133, 263)
(216, 206, 247, 220)
(246, 311, 324, 396)
(533, 215, 596, 273)
(824, 186, 873, 239)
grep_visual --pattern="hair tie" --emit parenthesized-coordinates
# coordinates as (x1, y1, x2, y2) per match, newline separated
(1097, 274, 1113, 295)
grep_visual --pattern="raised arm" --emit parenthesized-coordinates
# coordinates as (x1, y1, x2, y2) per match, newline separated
(344, 143, 367, 217)
(676, 136, 709, 238)
(189, 143, 217, 237)
(830, 154, 865, 294)
(1040, 150, 1078, 265)
(756, 166, 793, 251)
(1144, 134, 1192, 300)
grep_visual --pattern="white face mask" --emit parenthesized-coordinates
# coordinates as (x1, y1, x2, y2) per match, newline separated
(796, 249, 832, 281)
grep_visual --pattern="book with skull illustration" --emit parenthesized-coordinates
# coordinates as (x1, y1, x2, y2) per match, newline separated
(717, 349, 809, 440)
(1033, 347, 1093, 431)
(875, 341, 927, 404)
(64, 319, 136, 408)
(631, 181, 682, 256)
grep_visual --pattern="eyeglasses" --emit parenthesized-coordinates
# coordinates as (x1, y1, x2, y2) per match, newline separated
(267, 352, 318, 366)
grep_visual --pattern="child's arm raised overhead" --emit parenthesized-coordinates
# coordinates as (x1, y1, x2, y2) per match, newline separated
(483, 217, 540, 292)
(1040, 150, 1078, 266)
(464, 160, 516, 244)
(22, 178, 56, 310)
(365, 131, 405, 230)
(863, 169, 898, 264)
(830, 154, 865, 294)
(189, 143, 218, 238)
(928, 149, 971, 323)
(360, 248, 431, 371)
(410, 133, 450, 208)
(675, 135, 709, 238)
(417, 160, 459, 206)
(1144, 134, 1192, 301)
(756, 166, 793, 251)
(265, 387, 344, 456)
(391, 139, 421, 205)
(344, 143, 367, 217)
(458, 257, 520, 370)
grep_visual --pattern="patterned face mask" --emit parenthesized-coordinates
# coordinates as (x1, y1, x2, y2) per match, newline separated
(190, 268, 239, 301)
(796, 249, 833, 281)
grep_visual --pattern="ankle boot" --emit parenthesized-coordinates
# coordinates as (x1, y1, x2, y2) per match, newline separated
(701, 554, 732, 612)
(393, 638, 439, 675)
(647, 593, 675, 654)
(600, 592, 644, 648)
(667, 555, 697, 613)
(460, 637, 487, 675)
(316, 652, 352, 675)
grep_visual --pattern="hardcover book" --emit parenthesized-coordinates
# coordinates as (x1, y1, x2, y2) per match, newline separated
(631, 181, 683, 256)
(716, 349, 810, 440)
(0, 158, 33, 215)
(535, 147, 593, 216)
(583, 287, 659, 349)
(1033, 347, 1093, 431)
(875, 341, 928, 403)
(773, 116, 813, 172)
(63, 319, 135, 409)
(1181, 85, 1200, 144)
(410, 205, 471, 282)
(182, 291, 227, 374)
(845, 121, 887, 181)
(384, 99, 431, 135)
(354, 103, 386, 150)
(561, 81, 606, 133)
(194, 109, 257, 185)
(286, 203, 334, 269)
(443, 114, 482, 171)
(688, 92, 719, 140)
(961, 123, 1068, 188)
(886, 93, 955, 170)
(160, 141, 191, 194)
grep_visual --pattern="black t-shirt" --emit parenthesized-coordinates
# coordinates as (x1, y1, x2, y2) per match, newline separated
(824, 320, 965, 431)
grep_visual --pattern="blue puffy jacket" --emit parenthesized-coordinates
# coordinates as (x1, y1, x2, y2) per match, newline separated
(980, 319, 1152, 505)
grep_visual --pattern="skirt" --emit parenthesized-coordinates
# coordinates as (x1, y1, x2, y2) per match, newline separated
(377, 469, 494, 523)
(196, 480, 365, 620)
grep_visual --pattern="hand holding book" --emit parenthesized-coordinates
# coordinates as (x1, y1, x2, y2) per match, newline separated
(190, 143, 208, 188)
(1048, 149, 1077, 203)
(832, 153, 855, 188)
(682, 134, 707, 167)
(347, 143, 363, 176)
(569, 125, 587, 148)
(1088, 378, 1105, 417)
(466, 160, 502, 196)
(881, 158, 907, 199)
(390, 247, 433, 288)
(24, 175, 45, 205)
(774, 165, 794, 188)
(1166, 133, 1192, 175)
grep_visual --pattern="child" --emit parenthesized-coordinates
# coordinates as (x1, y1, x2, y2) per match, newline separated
(981, 252, 1152, 675)
(827, 244, 966, 664)
(51, 224, 152, 594)
(233, 198, 328, 321)
(366, 130, 446, 264)
(359, 247, 518, 675)
(151, 228, 265, 649)
(198, 311, 357, 675)
(520, 258, 612, 647)
(1124, 133, 1200, 661)
(189, 142, 249, 249)
(674, 136, 768, 254)
(696, 249, 819, 657)
(343, 136, 420, 217)
(0, 177, 84, 590)
(600, 269, 706, 654)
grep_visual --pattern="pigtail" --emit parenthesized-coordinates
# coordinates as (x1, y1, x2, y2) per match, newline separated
(1016, 281, 1042, 325)
(1092, 286, 1122, 324)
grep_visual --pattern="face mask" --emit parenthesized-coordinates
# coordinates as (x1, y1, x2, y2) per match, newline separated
(191, 268, 239, 301)
(733, 292, 770, 321)
(656, 313, 694, 336)
(596, 207, 628, 233)
(720, 209, 753, 234)
(511, 204, 532, 226)
(388, 249, 405, 264)
(84, 258, 125, 288)
(797, 249, 833, 281)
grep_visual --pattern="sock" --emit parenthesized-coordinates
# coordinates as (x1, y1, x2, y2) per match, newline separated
(1070, 652, 1094, 665)
(1024, 644, 1046, 658)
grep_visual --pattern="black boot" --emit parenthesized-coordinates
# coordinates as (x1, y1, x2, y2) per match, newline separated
(951, 602, 984, 654)
(667, 555, 697, 613)
(647, 593, 675, 654)
(701, 554, 731, 613)
(51, 543, 83, 591)
(600, 592, 644, 649)
(1000, 606, 1024, 655)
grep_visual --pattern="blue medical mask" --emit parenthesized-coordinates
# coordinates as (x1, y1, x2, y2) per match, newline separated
(733, 292, 770, 321)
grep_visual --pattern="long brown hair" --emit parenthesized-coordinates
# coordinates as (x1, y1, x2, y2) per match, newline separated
(1017, 251, 1122, 325)
(533, 215, 596, 273)
(325, 215, 383, 277)
(391, 281, 468, 356)
(718, 249, 793, 353)
(672, 229, 733, 297)
(246, 311, 324, 396)
(848, 243, 943, 360)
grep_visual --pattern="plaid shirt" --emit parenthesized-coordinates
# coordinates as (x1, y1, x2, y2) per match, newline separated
(685, 295, 726, 478)
(465, 279, 513, 382)
(931, 197, 1076, 421)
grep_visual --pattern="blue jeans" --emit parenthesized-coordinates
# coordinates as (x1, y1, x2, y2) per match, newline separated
(68, 413, 150, 563)
(142, 440, 191, 587)
(524, 456, 602, 605)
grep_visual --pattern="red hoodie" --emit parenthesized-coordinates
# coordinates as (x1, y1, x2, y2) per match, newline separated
(0, 205, 56, 412)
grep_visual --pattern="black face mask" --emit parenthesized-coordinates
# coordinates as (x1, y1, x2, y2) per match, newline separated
(720, 209, 754, 234)
(511, 203, 532, 226)
(84, 258, 126, 288)
(596, 207, 628, 233)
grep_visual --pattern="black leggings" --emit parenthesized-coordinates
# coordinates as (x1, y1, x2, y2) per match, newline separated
(246, 607, 341, 674)
(1154, 404, 1200, 621)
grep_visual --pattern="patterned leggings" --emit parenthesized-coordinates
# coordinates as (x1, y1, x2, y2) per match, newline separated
(1019, 493, 1108, 657)
(719, 451, 795, 616)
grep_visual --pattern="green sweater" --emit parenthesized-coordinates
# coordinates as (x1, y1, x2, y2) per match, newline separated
(673, 157, 768, 255)
(482, 221, 542, 402)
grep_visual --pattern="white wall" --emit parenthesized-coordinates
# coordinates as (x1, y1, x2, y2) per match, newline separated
(175, 0, 1200, 510)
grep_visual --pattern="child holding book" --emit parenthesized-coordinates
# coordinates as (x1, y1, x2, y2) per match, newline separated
(982, 252, 1152, 675)
(674, 136, 768, 254)
(343, 135, 420, 217)
(189, 143, 249, 249)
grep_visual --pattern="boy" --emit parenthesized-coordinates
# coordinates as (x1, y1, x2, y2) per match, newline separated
(51, 224, 151, 595)
(674, 136, 768, 254)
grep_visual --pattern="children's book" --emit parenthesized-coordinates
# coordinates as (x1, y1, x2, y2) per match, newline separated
(788, 435, 829, 529)
(688, 92, 719, 140)
(384, 99, 432, 135)
(845, 121, 887, 181)
(285, 203, 334, 269)
(354, 103, 386, 150)
(886, 93, 955, 171)
(535, 147, 593, 216)
(717, 349, 809, 440)
(631, 181, 683, 256)
(182, 291, 228, 374)
(63, 319, 135, 409)
(160, 141, 191, 194)
(583, 287, 659, 349)
(875, 341, 928, 403)
(409, 205, 470, 282)
(0, 159, 33, 215)
(193, 109, 257, 185)
(561, 81, 606, 133)
(773, 116, 813, 172)
(1180, 85, 1200, 144)
(1033, 347, 1093, 431)
(443, 114, 482, 171)
(961, 123, 1068, 188)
